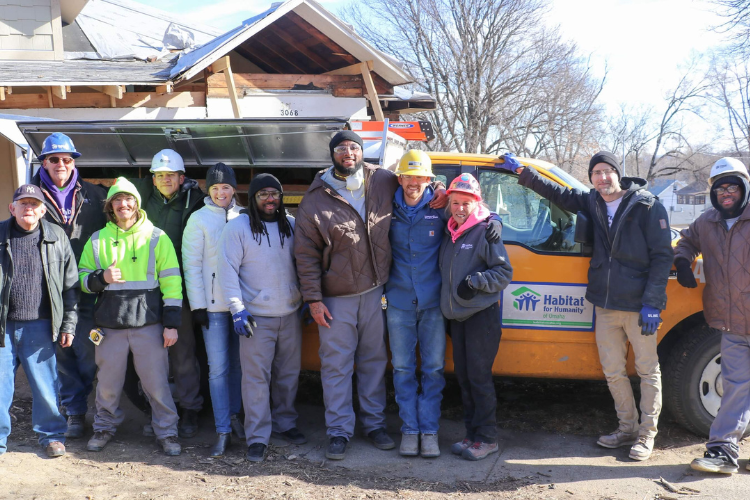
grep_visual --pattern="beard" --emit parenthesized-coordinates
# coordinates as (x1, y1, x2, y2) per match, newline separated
(333, 157, 364, 177)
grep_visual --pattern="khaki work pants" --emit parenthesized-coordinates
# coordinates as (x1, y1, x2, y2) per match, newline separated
(595, 307, 662, 438)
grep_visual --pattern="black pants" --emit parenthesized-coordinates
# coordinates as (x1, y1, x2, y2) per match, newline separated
(450, 302, 502, 444)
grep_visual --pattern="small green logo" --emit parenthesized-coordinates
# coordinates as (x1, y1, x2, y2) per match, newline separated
(512, 286, 541, 311)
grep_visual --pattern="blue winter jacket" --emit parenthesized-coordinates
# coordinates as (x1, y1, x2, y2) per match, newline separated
(385, 186, 446, 310)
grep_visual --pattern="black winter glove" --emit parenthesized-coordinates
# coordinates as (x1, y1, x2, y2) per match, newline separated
(457, 276, 479, 300)
(674, 258, 697, 288)
(485, 219, 502, 243)
(193, 308, 209, 327)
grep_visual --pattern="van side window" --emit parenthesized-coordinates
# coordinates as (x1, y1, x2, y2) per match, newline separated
(478, 169, 581, 254)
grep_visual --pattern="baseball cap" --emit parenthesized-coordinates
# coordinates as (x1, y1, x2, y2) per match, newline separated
(13, 184, 44, 203)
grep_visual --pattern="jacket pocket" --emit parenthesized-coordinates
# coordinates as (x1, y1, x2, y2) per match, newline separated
(94, 289, 162, 329)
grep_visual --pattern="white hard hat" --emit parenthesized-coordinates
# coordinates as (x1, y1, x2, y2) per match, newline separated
(150, 149, 185, 173)
(709, 157, 749, 185)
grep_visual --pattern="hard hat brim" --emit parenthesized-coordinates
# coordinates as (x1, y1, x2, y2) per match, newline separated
(396, 169, 435, 177)
(38, 151, 81, 161)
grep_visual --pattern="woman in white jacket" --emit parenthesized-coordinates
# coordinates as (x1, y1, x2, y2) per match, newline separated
(182, 163, 243, 457)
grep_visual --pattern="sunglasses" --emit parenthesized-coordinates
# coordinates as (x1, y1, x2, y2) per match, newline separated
(47, 156, 74, 165)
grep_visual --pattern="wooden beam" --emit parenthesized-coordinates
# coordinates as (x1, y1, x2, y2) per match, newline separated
(155, 83, 174, 94)
(210, 56, 230, 73)
(325, 60, 373, 76)
(51, 86, 66, 100)
(90, 85, 124, 99)
(254, 38, 308, 74)
(223, 63, 241, 119)
(361, 62, 384, 121)
(0, 91, 205, 110)
(47, 87, 53, 108)
(0, 88, 4, 101)
(285, 12, 357, 65)
(265, 23, 333, 72)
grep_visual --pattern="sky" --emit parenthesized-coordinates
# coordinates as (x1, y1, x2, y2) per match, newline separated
(132, 0, 728, 116)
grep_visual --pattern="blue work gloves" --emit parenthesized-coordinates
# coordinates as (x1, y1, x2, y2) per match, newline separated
(674, 258, 697, 288)
(485, 218, 502, 243)
(232, 309, 257, 338)
(457, 275, 479, 300)
(638, 305, 661, 336)
(500, 153, 523, 174)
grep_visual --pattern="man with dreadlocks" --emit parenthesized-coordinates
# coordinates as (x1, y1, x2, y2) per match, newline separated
(217, 173, 304, 463)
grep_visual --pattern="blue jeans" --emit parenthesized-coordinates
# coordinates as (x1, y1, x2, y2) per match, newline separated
(386, 305, 446, 434)
(203, 312, 242, 434)
(56, 295, 97, 416)
(0, 319, 67, 453)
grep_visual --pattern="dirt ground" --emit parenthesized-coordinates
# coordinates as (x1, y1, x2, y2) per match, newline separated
(2, 372, 748, 500)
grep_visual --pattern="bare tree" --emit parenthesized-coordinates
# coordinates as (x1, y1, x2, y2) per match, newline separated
(708, 57, 750, 156)
(710, 0, 750, 56)
(344, 0, 605, 162)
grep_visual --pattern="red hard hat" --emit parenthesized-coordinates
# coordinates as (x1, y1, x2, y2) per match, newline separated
(446, 173, 482, 200)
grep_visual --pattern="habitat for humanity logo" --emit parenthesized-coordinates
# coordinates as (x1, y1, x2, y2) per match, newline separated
(511, 286, 541, 311)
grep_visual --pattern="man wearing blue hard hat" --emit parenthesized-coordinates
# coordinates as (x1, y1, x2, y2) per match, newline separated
(31, 132, 107, 441)
(128, 149, 205, 438)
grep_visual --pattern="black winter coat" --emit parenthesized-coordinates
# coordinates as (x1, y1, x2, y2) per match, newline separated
(32, 171, 108, 261)
(518, 167, 673, 312)
(0, 219, 79, 347)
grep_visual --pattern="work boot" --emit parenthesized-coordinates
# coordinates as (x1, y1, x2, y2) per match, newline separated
(230, 414, 246, 440)
(367, 428, 395, 450)
(45, 441, 66, 458)
(450, 438, 474, 456)
(65, 414, 85, 439)
(629, 435, 654, 461)
(690, 447, 739, 474)
(596, 429, 638, 449)
(461, 441, 498, 461)
(325, 436, 348, 460)
(157, 436, 181, 456)
(143, 423, 155, 437)
(245, 443, 266, 462)
(209, 433, 231, 458)
(87, 431, 114, 452)
(399, 434, 419, 456)
(179, 409, 199, 438)
(420, 434, 440, 458)
(271, 427, 307, 445)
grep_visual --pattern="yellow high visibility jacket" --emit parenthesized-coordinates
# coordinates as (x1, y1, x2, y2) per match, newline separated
(79, 210, 182, 329)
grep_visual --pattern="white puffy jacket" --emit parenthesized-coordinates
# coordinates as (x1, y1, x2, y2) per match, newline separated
(182, 196, 243, 312)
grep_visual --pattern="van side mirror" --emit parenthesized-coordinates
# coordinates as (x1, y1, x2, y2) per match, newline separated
(574, 211, 594, 257)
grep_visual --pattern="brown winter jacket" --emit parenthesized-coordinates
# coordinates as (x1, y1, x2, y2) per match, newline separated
(294, 164, 398, 301)
(674, 205, 750, 335)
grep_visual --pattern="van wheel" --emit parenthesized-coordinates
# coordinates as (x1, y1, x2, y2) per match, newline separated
(663, 324, 748, 437)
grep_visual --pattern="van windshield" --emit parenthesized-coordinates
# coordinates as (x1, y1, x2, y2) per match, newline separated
(549, 166, 588, 191)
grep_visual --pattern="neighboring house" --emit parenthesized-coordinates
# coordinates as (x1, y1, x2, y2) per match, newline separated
(0, 0, 436, 215)
(647, 179, 687, 225)
(671, 180, 711, 226)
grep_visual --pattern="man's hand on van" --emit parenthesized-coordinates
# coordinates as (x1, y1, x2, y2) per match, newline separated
(638, 306, 661, 336)
(500, 153, 523, 174)
(310, 301, 333, 328)
(674, 258, 698, 288)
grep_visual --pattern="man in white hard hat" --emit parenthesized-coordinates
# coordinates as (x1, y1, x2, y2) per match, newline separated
(128, 149, 205, 438)
(676, 157, 750, 475)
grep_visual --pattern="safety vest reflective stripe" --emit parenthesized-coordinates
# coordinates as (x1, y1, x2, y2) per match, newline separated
(164, 298, 182, 307)
(159, 268, 181, 279)
(89, 227, 167, 292)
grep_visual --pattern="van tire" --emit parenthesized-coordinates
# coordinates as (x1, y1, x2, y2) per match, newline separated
(663, 324, 749, 438)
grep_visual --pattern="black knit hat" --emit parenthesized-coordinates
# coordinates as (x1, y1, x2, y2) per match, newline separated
(206, 162, 237, 190)
(329, 130, 363, 160)
(248, 173, 282, 198)
(588, 151, 623, 182)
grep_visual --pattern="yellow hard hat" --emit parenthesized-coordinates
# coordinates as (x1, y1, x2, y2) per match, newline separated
(395, 150, 434, 177)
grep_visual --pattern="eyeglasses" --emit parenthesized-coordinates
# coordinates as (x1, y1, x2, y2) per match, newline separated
(47, 156, 74, 165)
(255, 190, 282, 201)
(333, 144, 362, 154)
(713, 185, 740, 195)
(591, 169, 617, 178)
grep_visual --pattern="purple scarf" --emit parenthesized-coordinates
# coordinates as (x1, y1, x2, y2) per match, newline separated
(39, 167, 78, 223)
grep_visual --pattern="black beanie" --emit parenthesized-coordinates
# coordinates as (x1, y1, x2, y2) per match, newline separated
(329, 130, 363, 160)
(710, 174, 750, 218)
(588, 151, 623, 182)
(249, 173, 282, 198)
(206, 162, 237, 190)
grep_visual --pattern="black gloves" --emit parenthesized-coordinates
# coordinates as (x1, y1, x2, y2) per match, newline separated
(674, 258, 697, 288)
(193, 308, 209, 327)
(457, 276, 479, 300)
(485, 219, 502, 243)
